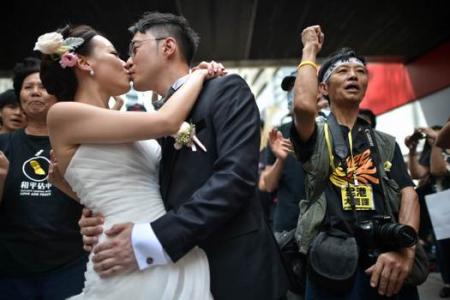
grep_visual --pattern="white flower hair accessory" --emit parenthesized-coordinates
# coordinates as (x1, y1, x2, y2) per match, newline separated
(172, 122, 207, 152)
(34, 32, 85, 68)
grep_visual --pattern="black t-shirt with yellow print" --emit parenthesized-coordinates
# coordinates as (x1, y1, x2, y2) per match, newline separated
(290, 117, 414, 227)
(0, 129, 85, 277)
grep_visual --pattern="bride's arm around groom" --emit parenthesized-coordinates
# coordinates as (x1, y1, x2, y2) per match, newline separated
(81, 11, 288, 300)
(87, 72, 288, 299)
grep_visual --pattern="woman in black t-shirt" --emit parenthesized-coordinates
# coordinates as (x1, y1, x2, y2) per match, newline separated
(0, 57, 87, 300)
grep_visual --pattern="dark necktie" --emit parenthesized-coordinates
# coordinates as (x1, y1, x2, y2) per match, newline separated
(153, 87, 176, 110)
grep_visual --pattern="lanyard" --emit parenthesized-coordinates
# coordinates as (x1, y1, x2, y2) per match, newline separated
(324, 122, 360, 224)
(324, 123, 359, 186)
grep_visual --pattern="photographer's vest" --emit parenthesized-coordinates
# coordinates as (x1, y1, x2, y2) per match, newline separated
(295, 122, 401, 254)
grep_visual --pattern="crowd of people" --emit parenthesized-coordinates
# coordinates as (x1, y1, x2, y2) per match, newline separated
(0, 11, 449, 300)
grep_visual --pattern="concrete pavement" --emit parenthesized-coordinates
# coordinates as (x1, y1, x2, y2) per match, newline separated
(419, 272, 445, 300)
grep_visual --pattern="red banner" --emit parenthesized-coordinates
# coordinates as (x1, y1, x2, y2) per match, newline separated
(360, 63, 415, 115)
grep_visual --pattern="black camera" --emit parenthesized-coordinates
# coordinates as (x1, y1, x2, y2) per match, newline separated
(410, 131, 426, 142)
(356, 215, 417, 265)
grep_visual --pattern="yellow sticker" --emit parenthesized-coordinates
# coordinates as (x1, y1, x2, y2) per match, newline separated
(30, 160, 46, 175)
(341, 184, 375, 211)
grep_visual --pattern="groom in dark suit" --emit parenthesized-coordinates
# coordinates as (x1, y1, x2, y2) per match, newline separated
(81, 12, 287, 299)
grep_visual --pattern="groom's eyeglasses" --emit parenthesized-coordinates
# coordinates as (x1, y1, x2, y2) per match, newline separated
(128, 37, 167, 57)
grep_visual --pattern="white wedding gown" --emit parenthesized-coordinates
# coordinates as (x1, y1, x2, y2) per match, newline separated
(65, 140, 212, 300)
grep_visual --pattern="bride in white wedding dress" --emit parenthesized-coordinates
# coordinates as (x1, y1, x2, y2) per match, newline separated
(35, 25, 223, 299)
(65, 141, 210, 300)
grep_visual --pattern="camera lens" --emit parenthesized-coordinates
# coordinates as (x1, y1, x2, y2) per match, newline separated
(377, 223, 417, 248)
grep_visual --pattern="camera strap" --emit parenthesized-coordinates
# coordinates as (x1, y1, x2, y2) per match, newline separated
(326, 114, 349, 165)
(362, 127, 394, 219)
(325, 114, 360, 227)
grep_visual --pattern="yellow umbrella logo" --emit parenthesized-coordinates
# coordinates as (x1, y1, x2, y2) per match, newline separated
(29, 160, 46, 175)
(22, 150, 51, 182)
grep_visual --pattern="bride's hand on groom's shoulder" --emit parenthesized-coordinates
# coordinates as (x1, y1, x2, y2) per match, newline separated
(192, 60, 227, 80)
(79, 208, 104, 252)
(92, 222, 138, 278)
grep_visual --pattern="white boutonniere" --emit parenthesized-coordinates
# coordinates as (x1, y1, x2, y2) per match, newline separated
(172, 122, 207, 152)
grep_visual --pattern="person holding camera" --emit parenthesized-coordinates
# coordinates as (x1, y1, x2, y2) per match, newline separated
(290, 25, 421, 299)
(406, 126, 450, 298)
(405, 127, 441, 246)
(405, 127, 441, 183)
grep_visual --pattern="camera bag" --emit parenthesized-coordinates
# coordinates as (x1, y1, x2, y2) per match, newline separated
(308, 227, 359, 294)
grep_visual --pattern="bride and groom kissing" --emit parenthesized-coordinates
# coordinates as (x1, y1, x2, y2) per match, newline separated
(36, 11, 287, 300)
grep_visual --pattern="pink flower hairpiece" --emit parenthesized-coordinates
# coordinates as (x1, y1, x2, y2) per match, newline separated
(59, 52, 79, 68)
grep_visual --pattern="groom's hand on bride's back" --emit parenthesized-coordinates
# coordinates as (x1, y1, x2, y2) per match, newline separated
(92, 222, 138, 278)
(79, 208, 104, 252)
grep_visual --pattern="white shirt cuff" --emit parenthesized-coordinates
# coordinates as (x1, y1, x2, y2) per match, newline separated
(131, 223, 172, 270)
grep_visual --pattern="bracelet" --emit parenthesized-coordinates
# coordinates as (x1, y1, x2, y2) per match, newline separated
(297, 60, 318, 71)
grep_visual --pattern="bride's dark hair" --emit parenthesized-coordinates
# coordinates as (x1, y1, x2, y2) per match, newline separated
(39, 25, 98, 101)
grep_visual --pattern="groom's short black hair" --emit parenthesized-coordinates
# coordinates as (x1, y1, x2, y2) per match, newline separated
(129, 12, 200, 65)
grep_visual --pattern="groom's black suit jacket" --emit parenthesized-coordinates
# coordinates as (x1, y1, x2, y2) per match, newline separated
(153, 74, 287, 300)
